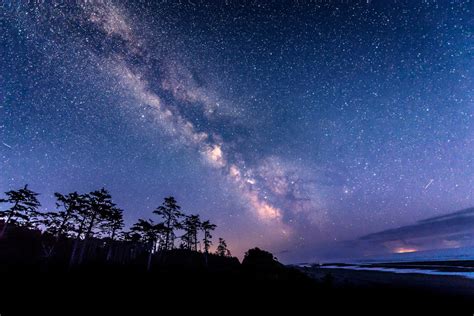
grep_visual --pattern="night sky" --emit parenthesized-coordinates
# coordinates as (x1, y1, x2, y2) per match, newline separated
(1, 1, 473, 262)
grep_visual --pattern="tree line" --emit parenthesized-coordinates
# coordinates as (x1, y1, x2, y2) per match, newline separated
(0, 185, 232, 269)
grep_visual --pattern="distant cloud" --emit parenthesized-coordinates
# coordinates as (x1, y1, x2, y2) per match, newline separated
(360, 207, 474, 243)
(306, 208, 474, 261)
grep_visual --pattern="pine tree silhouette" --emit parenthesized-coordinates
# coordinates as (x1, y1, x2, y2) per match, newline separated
(201, 220, 216, 254)
(130, 218, 166, 270)
(182, 214, 201, 251)
(216, 237, 231, 257)
(0, 185, 41, 238)
(153, 196, 183, 250)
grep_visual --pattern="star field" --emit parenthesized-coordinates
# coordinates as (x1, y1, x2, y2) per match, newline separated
(1, 0, 473, 262)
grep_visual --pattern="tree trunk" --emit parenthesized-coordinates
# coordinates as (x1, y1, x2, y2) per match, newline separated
(47, 214, 70, 259)
(204, 231, 209, 253)
(106, 229, 116, 262)
(57, 213, 70, 238)
(69, 221, 85, 268)
(193, 231, 197, 252)
(78, 215, 96, 265)
(106, 243, 113, 262)
(69, 238, 79, 268)
(165, 217, 171, 250)
(147, 241, 154, 271)
(78, 240, 87, 266)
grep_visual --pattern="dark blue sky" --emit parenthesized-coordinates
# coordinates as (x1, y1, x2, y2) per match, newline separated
(1, 1, 473, 262)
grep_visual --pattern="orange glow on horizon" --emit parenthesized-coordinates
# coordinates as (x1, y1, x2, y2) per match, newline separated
(394, 247, 417, 254)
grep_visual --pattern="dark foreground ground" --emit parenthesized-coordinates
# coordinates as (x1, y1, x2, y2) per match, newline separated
(301, 264, 474, 294)
(299, 264, 473, 314)
(1, 227, 471, 314)
(1, 263, 473, 315)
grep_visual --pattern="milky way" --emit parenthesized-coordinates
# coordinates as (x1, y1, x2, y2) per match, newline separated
(1, 1, 473, 262)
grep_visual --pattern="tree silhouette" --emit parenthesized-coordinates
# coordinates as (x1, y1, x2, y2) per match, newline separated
(215, 238, 231, 257)
(77, 188, 116, 265)
(67, 193, 92, 267)
(40, 211, 70, 259)
(181, 214, 201, 251)
(40, 192, 85, 259)
(242, 247, 281, 268)
(101, 207, 124, 241)
(41, 212, 65, 237)
(0, 185, 41, 238)
(0, 185, 240, 271)
(153, 196, 183, 250)
(201, 220, 216, 254)
(124, 231, 142, 243)
(130, 218, 166, 270)
(43, 192, 84, 238)
(101, 207, 124, 261)
(83, 189, 115, 239)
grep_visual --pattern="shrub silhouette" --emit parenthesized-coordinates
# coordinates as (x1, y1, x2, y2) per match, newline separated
(242, 247, 282, 268)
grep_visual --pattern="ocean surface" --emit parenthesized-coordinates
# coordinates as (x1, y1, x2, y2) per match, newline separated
(317, 247, 474, 280)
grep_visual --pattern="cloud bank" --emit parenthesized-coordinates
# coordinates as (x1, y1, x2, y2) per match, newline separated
(311, 208, 474, 261)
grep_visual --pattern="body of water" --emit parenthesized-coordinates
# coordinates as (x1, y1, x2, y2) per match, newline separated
(316, 247, 474, 280)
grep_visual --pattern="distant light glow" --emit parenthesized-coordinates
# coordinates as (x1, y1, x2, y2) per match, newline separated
(394, 247, 418, 254)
